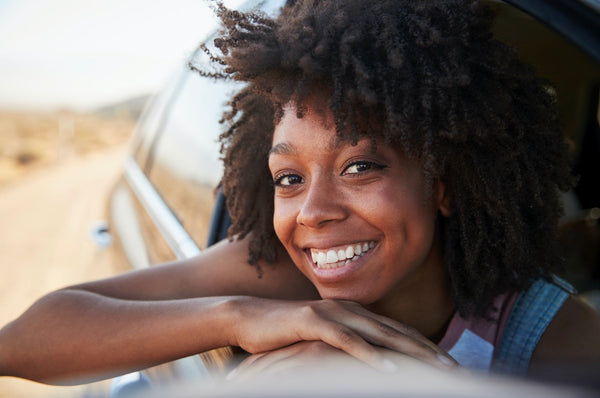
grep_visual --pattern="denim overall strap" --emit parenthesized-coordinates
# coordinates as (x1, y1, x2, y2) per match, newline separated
(492, 276, 575, 375)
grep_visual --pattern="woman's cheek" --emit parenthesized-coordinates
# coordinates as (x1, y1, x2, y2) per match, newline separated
(273, 198, 295, 245)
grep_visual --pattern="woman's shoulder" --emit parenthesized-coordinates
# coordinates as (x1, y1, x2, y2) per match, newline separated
(531, 295, 600, 362)
(492, 277, 599, 377)
(528, 295, 600, 386)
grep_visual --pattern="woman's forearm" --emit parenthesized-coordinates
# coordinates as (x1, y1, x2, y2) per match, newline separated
(0, 238, 315, 385)
(0, 288, 235, 384)
(0, 287, 457, 385)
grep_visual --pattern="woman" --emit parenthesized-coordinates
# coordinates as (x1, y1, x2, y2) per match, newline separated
(1, 0, 599, 385)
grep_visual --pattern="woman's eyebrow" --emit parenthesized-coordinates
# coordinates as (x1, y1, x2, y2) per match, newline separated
(269, 142, 296, 157)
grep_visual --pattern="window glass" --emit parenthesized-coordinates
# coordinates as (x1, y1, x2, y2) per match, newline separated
(147, 49, 243, 249)
(138, 0, 287, 251)
(132, 68, 186, 170)
(489, 1, 600, 157)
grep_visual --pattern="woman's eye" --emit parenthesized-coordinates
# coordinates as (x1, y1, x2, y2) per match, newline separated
(274, 174, 303, 186)
(343, 161, 386, 175)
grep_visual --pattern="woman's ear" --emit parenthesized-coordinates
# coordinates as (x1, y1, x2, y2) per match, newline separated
(435, 180, 452, 217)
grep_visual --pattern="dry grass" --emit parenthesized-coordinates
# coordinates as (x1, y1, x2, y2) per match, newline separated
(0, 110, 135, 186)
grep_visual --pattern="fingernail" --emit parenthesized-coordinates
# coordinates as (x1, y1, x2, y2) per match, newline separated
(382, 358, 398, 373)
(437, 354, 455, 367)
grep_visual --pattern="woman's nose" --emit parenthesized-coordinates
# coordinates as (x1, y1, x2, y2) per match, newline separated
(296, 176, 347, 228)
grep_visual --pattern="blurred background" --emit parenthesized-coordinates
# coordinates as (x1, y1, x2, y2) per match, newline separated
(0, 0, 242, 396)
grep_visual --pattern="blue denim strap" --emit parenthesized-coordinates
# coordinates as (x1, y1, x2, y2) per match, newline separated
(492, 276, 575, 375)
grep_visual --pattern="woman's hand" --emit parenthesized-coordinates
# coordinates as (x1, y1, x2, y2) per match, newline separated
(226, 297, 457, 372)
(227, 341, 364, 381)
(227, 340, 456, 382)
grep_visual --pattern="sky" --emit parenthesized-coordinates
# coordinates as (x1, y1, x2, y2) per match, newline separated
(0, 0, 245, 111)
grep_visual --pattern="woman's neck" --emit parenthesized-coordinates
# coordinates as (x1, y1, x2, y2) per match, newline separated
(366, 258, 455, 343)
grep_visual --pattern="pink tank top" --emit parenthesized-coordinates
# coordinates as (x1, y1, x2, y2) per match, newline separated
(438, 291, 520, 371)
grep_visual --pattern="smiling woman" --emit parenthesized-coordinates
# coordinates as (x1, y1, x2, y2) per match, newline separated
(0, 0, 599, 393)
(216, 0, 573, 318)
(269, 104, 451, 318)
(206, 0, 600, 377)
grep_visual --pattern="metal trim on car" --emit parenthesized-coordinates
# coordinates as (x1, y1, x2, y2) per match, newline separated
(504, 0, 600, 62)
(124, 157, 201, 260)
(119, 157, 210, 387)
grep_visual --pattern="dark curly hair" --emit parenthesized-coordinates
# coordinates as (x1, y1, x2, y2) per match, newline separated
(196, 0, 575, 317)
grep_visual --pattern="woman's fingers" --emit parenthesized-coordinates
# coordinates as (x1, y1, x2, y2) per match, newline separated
(231, 297, 395, 372)
(303, 300, 457, 369)
(298, 317, 398, 373)
(227, 341, 455, 383)
(230, 297, 456, 372)
(337, 300, 442, 351)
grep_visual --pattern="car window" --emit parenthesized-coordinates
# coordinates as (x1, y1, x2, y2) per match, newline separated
(489, 1, 600, 159)
(145, 49, 243, 249)
(131, 68, 186, 171)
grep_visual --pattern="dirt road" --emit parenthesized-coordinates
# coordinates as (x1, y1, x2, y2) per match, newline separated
(0, 144, 130, 397)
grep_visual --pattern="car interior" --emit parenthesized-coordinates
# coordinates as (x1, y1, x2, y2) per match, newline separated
(489, 1, 600, 305)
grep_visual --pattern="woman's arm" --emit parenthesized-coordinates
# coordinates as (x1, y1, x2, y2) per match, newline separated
(0, 236, 457, 384)
(0, 290, 235, 384)
(0, 237, 315, 384)
(66, 237, 317, 301)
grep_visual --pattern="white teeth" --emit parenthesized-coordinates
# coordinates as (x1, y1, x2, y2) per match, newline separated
(345, 246, 354, 259)
(317, 252, 327, 266)
(310, 241, 375, 268)
(354, 244, 362, 256)
(326, 250, 338, 263)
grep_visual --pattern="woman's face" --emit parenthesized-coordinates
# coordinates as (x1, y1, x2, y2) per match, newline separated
(269, 104, 450, 305)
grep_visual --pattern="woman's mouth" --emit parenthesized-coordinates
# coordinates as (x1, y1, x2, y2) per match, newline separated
(309, 241, 375, 269)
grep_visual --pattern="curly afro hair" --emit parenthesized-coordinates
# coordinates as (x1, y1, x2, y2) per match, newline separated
(196, 0, 575, 317)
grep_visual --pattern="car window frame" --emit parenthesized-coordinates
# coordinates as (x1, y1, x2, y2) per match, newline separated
(503, 0, 600, 63)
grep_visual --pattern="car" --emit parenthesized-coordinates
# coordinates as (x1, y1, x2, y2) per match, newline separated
(94, 0, 600, 396)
